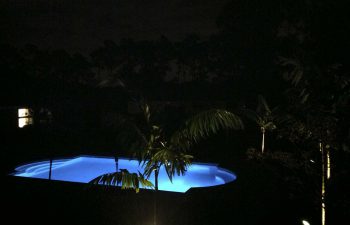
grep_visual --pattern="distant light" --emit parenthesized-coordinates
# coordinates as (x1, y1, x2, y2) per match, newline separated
(18, 108, 31, 117)
(327, 151, 331, 179)
(302, 220, 311, 225)
(18, 108, 33, 128)
(18, 117, 33, 128)
(310, 159, 315, 163)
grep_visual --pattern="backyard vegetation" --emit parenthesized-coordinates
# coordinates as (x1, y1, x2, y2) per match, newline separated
(2, 1, 349, 225)
(89, 96, 243, 225)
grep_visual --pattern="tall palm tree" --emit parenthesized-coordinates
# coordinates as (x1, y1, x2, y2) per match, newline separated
(242, 95, 277, 154)
(279, 56, 350, 225)
(90, 98, 244, 225)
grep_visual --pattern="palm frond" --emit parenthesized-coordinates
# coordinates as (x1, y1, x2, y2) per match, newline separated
(89, 169, 154, 193)
(257, 95, 271, 114)
(171, 109, 244, 150)
(239, 108, 262, 124)
(143, 148, 193, 182)
(279, 57, 304, 86)
(263, 121, 277, 130)
(140, 102, 151, 123)
(240, 95, 282, 130)
(113, 113, 149, 154)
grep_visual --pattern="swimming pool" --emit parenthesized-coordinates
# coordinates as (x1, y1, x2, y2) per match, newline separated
(12, 155, 236, 193)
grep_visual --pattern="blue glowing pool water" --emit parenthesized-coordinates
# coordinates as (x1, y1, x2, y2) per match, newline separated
(12, 156, 236, 193)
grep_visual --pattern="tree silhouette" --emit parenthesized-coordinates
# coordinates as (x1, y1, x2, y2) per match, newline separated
(241, 95, 277, 154)
(90, 94, 243, 225)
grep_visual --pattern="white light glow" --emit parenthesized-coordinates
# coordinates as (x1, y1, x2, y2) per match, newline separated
(302, 220, 310, 225)
(18, 108, 31, 117)
(327, 151, 331, 179)
(18, 117, 33, 128)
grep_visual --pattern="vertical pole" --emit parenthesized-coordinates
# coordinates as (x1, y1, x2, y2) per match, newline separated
(326, 146, 331, 180)
(114, 156, 118, 172)
(49, 158, 53, 180)
(261, 127, 265, 154)
(48, 108, 54, 181)
(154, 168, 159, 191)
(320, 142, 326, 225)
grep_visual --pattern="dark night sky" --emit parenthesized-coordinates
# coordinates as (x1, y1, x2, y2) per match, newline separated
(1, 0, 228, 53)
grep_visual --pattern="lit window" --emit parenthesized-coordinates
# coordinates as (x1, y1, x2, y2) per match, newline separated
(18, 117, 33, 128)
(18, 108, 33, 128)
(18, 108, 32, 117)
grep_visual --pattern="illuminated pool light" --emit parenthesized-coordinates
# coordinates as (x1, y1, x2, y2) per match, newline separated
(12, 156, 236, 193)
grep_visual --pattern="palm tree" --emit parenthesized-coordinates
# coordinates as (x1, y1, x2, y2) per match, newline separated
(279, 56, 349, 225)
(90, 98, 244, 225)
(241, 95, 277, 154)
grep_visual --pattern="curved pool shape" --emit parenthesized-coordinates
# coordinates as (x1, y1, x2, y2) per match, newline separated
(12, 156, 236, 193)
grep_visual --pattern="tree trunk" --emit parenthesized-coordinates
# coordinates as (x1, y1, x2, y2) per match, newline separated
(114, 156, 119, 172)
(49, 158, 53, 180)
(326, 146, 331, 180)
(261, 127, 265, 154)
(154, 168, 159, 225)
(155, 168, 159, 191)
(48, 124, 53, 180)
(320, 142, 326, 225)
